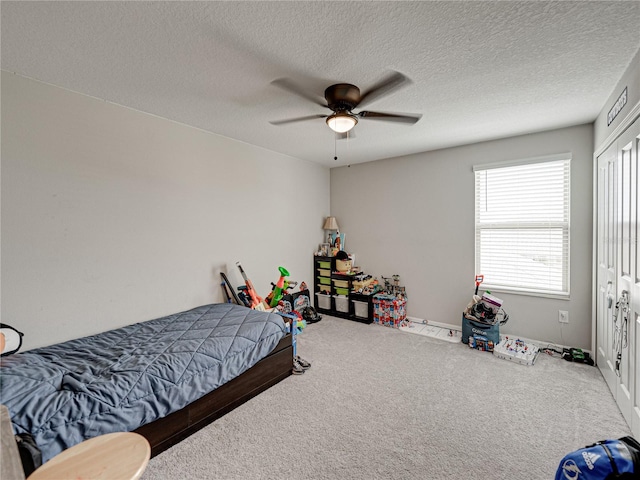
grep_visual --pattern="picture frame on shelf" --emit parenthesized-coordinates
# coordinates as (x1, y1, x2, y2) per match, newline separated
(331, 232, 346, 251)
(320, 243, 330, 256)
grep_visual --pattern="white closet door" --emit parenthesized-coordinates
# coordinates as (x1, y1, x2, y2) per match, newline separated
(627, 118, 640, 438)
(597, 142, 619, 394)
(615, 121, 637, 428)
(597, 116, 640, 439)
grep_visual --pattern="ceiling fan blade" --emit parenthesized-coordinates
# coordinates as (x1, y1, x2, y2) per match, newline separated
(269, 114, 327, 126)
(358, 111, 422, 124)
(271, 78, 327, 107)
(357, 71, 410, 108)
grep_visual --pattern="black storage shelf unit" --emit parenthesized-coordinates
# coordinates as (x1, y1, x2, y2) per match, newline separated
(350, 292, 375, 323)
(313, 255, 373, 324)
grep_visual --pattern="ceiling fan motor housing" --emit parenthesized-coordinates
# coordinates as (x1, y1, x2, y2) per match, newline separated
(325, 84, 360, 112)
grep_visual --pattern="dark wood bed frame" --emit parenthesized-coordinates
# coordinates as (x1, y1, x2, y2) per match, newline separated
(135, 333, 293, 457)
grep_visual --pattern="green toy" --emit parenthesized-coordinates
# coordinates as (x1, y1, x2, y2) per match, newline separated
(268, 266, 290, 307)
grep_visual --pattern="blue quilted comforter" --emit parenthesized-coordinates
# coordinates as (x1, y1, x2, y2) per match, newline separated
(0, 303, 287, 462)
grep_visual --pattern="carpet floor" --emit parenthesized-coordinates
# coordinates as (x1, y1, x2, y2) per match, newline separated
(142, 315, 631, 479)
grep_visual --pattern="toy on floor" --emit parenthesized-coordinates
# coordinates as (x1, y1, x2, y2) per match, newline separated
(399, 320, 461, 343)
(380, 275, 407, 298)
(463, 275, 509, 327)
(561, 347, 594, 366)
(278, 312, 311, 375)
(220, 272, 243, 305)
(301, 306, 322, 324)
(221, 281, 232, 303)
(266, 266, 292, 307)
(468, 334, 494, 352)
(474, 274, 484, 295)
(236, 261, 264, 309)
(494, 336, 540, 366)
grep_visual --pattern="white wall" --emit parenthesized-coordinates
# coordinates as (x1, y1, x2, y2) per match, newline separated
(331, 124, 594, 349)
(1, 72, 329, 350)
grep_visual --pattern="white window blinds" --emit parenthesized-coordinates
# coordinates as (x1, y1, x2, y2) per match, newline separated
(474, 154, 570, 297)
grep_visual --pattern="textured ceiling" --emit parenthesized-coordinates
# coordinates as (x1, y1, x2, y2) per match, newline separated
(2, 1, 639, 167)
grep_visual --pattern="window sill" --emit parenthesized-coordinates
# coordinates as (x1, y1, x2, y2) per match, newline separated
(481, 286, 570, 301)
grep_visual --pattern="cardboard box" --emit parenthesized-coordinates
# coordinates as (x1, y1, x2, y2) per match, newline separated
(480, 293, 503, 314)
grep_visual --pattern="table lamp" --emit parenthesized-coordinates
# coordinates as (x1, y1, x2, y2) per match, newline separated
(323, 216, 339, 246)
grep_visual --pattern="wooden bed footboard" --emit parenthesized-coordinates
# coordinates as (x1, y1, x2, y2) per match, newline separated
(135, 334, 293, 457)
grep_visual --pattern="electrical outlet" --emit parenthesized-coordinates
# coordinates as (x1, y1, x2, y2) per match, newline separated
(559, 310, 569, 324)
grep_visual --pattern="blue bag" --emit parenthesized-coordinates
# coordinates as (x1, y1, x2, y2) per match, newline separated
(555, 436, 640, 480)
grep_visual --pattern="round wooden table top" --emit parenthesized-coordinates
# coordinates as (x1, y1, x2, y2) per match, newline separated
(27, 432, 151, 480)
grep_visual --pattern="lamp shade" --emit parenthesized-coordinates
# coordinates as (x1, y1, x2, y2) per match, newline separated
(326, 113, 357, 133)
(323, 216, 339, 230)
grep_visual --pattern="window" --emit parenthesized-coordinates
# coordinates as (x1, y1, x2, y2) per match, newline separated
(474, 154, 570, 297)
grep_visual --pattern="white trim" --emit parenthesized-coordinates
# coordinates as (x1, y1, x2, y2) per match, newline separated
(594, 99, 640, 157)
(480, 285, 570, 300)
(475, 159, 571, 296)
(406, 316, 461, 331)
(472, 152, 571, 172)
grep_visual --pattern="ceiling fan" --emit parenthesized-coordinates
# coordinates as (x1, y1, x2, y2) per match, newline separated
(269, 71, 422, 137)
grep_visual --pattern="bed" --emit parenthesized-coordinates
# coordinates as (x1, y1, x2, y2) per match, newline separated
(0, 303, 293, 463)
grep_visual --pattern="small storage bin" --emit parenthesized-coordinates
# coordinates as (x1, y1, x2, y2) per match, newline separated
(315, 293, 331, 310)
(334, 287, 349, 296)
(318, 269, 331, 277)
(353, 300, 369, 319)
(318, 276, 331, 285)
(332, 279, 349, 288)
(334, 295, 349, 313)
(318, 261, 331, 269)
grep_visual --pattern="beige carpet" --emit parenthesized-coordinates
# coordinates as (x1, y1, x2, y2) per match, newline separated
(142, 315, 631, 479)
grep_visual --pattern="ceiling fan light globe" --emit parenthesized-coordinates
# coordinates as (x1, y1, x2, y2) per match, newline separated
(326, 114, 357, 133)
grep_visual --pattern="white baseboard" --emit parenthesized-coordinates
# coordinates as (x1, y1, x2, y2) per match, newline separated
(406, 316, 461, 332)
(405, 315, 591, 355)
